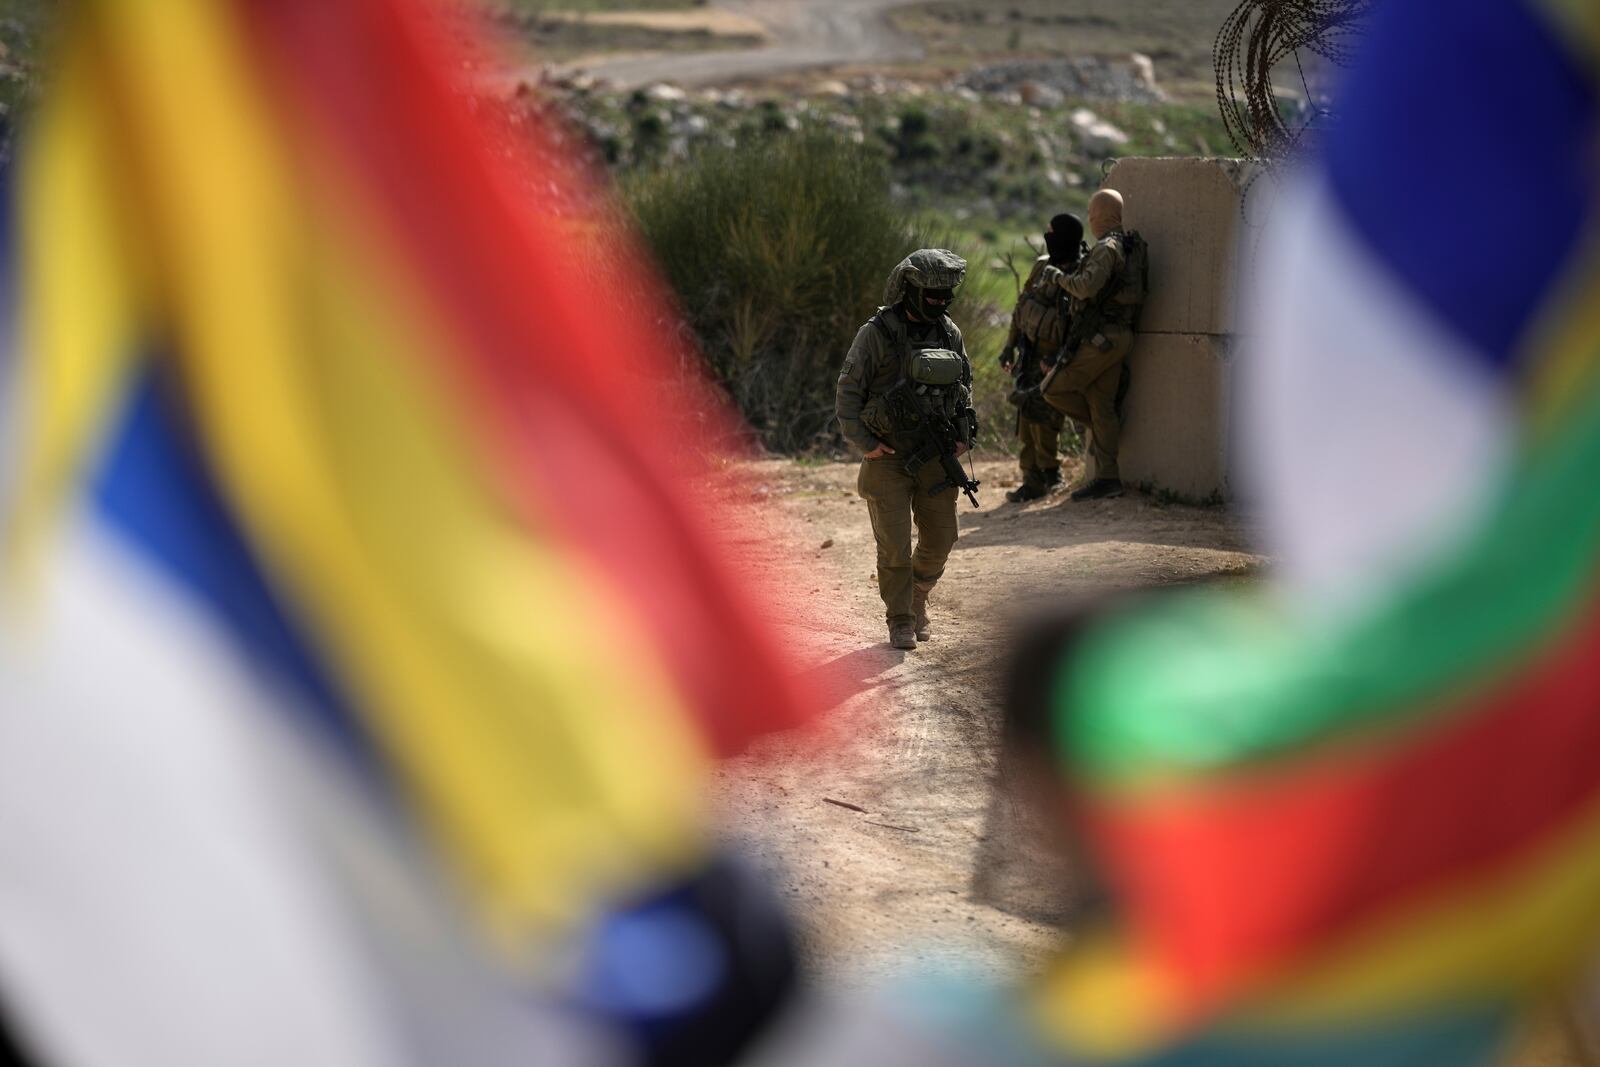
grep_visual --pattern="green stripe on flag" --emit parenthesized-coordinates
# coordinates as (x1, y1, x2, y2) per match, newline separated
(1057, 375, 1600, 786)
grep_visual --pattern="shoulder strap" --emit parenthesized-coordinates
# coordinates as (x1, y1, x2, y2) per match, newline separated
(869, 308, 907, 362)
(869, 308, 918, 389)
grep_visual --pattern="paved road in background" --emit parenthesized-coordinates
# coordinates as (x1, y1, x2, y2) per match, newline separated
(571, 0, 922, 88)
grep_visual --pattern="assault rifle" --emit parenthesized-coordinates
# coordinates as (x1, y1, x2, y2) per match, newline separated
(1005, 336, 1059, 426)
(887, 380, 982, 508)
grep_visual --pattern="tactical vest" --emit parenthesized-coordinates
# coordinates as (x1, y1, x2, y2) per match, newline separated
(859, 308, 974, 448)
(1013, 264, 1071, 353)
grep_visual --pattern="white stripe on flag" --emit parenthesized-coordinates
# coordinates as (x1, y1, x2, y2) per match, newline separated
(0, 517, 407, 1067)
(1241, 178, 1513, 616)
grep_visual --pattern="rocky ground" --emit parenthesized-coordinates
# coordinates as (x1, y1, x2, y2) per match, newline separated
(708, 456, 1261, 986)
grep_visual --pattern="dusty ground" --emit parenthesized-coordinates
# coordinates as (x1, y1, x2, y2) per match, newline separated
(547, 0, 923, 87)
(709, 455, 1261, 988)
(539, 8, 771, 37)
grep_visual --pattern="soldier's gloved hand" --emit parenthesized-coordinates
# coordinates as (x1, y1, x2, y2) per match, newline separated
(1039, 264, 1065, 286)
(864, 442, 896, 460)
(998, 345, 1014, 370)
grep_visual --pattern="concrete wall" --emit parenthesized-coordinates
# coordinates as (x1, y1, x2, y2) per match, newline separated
(1096, 157, 1250, 502)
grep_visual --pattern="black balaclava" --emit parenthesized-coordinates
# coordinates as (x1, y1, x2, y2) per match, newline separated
(1044, 213, 1084, 267)
(905, 284, 955, 323)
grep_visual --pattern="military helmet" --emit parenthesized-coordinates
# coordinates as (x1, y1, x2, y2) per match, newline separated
(883, 248, 967, 307)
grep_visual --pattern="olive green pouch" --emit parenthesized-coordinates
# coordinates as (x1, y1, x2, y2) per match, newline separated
(907, 349, 965, 387)
(860, 395, 895, 440)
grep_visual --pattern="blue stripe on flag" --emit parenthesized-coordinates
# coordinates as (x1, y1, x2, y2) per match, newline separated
(1325, 0, 1597, 367)
(92, 365, 381, 776)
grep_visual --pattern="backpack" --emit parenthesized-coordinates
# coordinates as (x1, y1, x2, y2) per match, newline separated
(1014, 286, 1070, 352)
(1115, 230, 1150, 331)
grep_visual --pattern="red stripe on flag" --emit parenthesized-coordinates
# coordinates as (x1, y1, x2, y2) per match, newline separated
(233, 0, 812, 752)
(1083, 589, 1600, 1011)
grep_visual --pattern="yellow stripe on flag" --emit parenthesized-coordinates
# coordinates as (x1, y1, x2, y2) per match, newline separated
(8, 22, 145, 585)
(1249, 795, 1600, 1024)
(1033, 794, 1600, 1051)
(27, 0, 710, 935)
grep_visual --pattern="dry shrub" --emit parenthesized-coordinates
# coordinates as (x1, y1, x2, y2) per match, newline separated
(626, 130, 993, 453)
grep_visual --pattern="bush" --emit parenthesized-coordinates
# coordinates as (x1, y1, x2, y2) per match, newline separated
(626, 131, 938, 452)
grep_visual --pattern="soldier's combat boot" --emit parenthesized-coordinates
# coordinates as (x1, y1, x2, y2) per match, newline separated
(1070, 477, 1125, 502)
(912, 588, 932, 642)
(889, 623, 918, 651)
(1005, 483, 1046, 503)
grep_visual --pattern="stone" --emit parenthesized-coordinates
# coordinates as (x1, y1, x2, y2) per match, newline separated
(1019, 80, 1064, 107)
(644, 82, 686, 103)
(1129, 52, 1164, 99)
(1069, 108, 1129, 156)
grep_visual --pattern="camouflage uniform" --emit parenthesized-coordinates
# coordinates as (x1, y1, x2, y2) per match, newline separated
(836, 250, 972, 642)
(1001, 254, 1070, 493)
(1040, 233, 1137, 481)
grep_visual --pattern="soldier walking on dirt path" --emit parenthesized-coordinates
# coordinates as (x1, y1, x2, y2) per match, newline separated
(1040, 189, 1149, 502)
(836, 249, 977, 651)
(1000, 213, 1084, 503)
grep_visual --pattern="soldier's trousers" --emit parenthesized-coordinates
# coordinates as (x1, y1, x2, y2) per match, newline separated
(858, 453, 959, 627)
(1043, 329, 1133, 480)
(1017, 412, 1063, 489)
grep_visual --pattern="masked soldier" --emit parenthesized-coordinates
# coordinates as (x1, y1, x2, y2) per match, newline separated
(999, 213, 1084, 503)
(836, 249, 976, 651)
(1040, 189, 1148, 501)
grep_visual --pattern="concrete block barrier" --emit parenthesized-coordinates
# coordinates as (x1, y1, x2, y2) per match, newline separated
(1084, 156, 1250, 502)
(1115, 333, 1232, 503)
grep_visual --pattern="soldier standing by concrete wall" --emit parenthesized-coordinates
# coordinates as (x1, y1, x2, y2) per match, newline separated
(999, 213, 1084, 503)
(836, 250, 975, 651)
(1041, 189, 1147, 501)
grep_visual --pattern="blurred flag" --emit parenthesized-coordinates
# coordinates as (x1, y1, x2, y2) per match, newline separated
(0, 1, 810, 1064)
(1018, 0, 1600, 1064)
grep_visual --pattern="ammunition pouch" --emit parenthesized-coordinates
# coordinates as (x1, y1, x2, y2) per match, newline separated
(907, 348, 966, 387)
(1014, 289, 1069, 353)
(860, 395, 896, 443)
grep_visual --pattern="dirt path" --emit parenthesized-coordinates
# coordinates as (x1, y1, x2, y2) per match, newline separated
(711, 456, 1262, 988)
(564, 0, 922, 88)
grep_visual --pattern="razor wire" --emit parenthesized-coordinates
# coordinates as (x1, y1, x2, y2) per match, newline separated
(1214, 0, 1373, 163)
